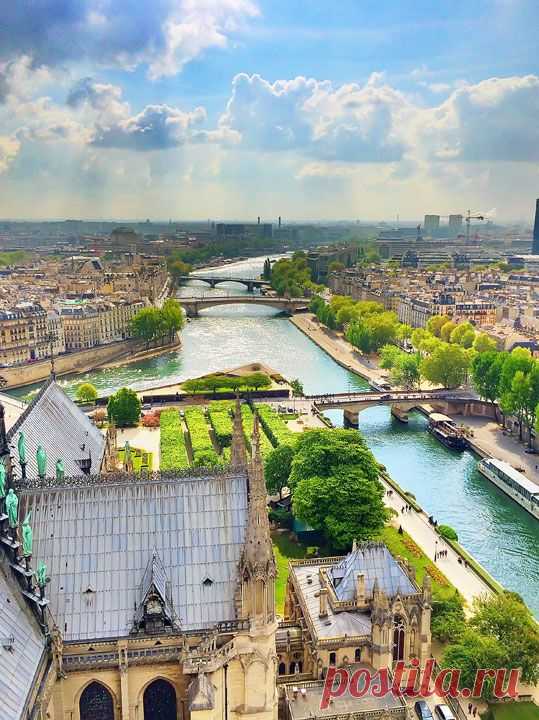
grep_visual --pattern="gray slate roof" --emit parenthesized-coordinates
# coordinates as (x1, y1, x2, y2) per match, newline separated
(0, 565, 46, 720)
(19, 470, 248, 641)
(329, 543, 417, 601)
(8, 379, 106, 481)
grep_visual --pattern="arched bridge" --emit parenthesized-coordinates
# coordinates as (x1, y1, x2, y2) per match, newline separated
(179, 296, 310, 317)
(181, 275, 271, 292)
(307, 388, 484, 427)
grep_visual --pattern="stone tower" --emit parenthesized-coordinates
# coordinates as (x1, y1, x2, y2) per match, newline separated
(238, 412, 276, 628)
(231, 396, 248, 468)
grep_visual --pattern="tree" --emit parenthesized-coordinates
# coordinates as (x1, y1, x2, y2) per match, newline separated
(379, 344, 402, 369)
(473, 333, 497, 353)
(440, 320, 457, 343)
(501, 364, 539, 443)
(168, 258, 192, 283)
(107, 387, 141, 427)
(289, 378, 304, 397)
(397, 323, 413, 343)
(245, 372, 272, 391)
(391, 353, 421, 389)
(449, 321, 474, 346)
(130, 306, 165, 347)
(421, 343, 469, 389)
(75, 382, 98, 404)
(471, 351, 505, 404)
(470, 593, 539, 685)
(293, 466, 386, 551)
(262, 257, 272, 280)
(499, 347, 533, 397)
(442, 629, 506, 700)
(328, 260, 345, 273)
(160, 298, 184, 339)
(427, 315, 448, 337)
(264, 444, 295, 499)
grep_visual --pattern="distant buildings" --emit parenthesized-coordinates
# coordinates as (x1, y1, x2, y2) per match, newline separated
(449, 214, 463, 231)
(307, 244, 359, 284)
(532, 198, 539, 255)
(423, 214, 440, 235)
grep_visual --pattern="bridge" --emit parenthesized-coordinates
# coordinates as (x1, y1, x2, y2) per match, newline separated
(179, 296, 310, 317)
(181, 275, 271, 292)
(307, 388, 485, 427)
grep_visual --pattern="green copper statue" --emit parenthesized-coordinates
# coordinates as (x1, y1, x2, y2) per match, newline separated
(56, 459, 65, 482)
(18, 432, 26, 464)
(36, 561, 48, 589)
(5, 488, 18, 528)
(36, 445, 47, 478)
(22, 512, 33, 558)
(123, 441, 132, 471)
(0, 460, 6, 500)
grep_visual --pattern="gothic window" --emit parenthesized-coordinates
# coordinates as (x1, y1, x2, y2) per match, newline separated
(278, 662, 287, 675)
(143, 679, 177, 720)
(410, 627, 417, 657)
(354, 648, 361, 662)
(392, 616, 406, 663)
(79, 682, 114, 720)
(329, 652, 336, 666)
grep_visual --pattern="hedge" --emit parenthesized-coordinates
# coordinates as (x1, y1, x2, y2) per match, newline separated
(257, 404, 296, 447)
(207, 401, 234, 449)
(184, 407, 219, 465)
(160, 409, 189, 469)
(241, 404, 273, 456)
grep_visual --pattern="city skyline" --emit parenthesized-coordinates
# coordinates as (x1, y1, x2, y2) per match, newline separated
(0, 0, 538, 221)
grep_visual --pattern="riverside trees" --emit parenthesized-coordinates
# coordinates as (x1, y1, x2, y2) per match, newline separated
(130, 299, 184, 348)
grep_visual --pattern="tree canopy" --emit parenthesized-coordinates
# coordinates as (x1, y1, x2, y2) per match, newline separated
(75, 382, 98, 403)
(264, 444, 295, 499)
(107, 387, 141, 427)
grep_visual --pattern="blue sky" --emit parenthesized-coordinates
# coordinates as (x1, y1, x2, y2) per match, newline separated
(0, 0, 538, 221)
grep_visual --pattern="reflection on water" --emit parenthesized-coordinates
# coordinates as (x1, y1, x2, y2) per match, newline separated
(9, 256, 539, 615)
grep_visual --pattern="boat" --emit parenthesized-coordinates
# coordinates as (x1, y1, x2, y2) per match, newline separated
(477, 457, 539, 521)
(477, 458, 539, 520)
(427, 412, 467, 451)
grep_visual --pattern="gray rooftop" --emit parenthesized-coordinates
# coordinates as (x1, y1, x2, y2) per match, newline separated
(19, 470, 248, 641)
(0, 565, 46, 719)
(0, 392, 27, 431)
(8, 379, 106, 481)
(329, 544, 417, 601)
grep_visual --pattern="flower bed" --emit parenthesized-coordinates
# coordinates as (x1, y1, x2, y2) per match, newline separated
(160, 409, 189, 469)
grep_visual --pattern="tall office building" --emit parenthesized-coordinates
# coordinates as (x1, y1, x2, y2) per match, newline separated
(533, 199, 539, 255)
(424, 214, 440, 235)
(448, 214, 463, 232)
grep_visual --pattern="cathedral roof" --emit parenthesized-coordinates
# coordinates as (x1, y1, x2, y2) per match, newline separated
(7, 379, 106, 480)
(19, 468, 248, 641)
(0, 565, 46, 719)
(329, 542, 417, 601)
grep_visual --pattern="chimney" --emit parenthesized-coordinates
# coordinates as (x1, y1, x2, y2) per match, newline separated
(356, 574, 365, 608)
(257, 216, 260, 225)
(278, 216, 282, 228)
(319, 587, 328, 618)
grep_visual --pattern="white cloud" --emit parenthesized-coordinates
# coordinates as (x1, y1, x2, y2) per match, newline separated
(0, 135, 21, 173)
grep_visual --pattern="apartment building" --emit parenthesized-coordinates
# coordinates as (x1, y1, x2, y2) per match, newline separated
(0, 303, 49, 366)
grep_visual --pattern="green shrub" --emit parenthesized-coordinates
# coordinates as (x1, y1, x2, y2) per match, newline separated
(207, 401, 234, 448)
(107, 387, 141, 427)
(184, 407, 216, 465)
(257, 404, 296, 447)
(241, 405, 273, 456)
(438, 524, 459, 542)
(160, 409, 189, 469)
(268, 508, 294, 529)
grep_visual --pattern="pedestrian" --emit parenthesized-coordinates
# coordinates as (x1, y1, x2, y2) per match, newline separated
(398, 525, 403, 535)
(401, 506, 405, 513)
(473, 708, 477, 718)
(468, 702, 472, 714)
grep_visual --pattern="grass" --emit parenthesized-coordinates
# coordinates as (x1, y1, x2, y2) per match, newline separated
(484, 703, 539, 720)
(118, 447, 154, 472)
(376, 525, 457, 603)
(272, 531, 307, 615)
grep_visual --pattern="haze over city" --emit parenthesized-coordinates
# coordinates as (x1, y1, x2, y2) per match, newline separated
(0, 0, 538, 221)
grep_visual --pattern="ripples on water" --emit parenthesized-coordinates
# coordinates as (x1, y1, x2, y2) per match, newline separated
(11, 257, 539, 615)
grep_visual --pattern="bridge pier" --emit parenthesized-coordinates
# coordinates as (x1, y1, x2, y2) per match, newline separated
(246, 281, 254, 293)
(343, 409, 359, 429)
(209, 279, 217, 289)
(390, 404, 409, 423)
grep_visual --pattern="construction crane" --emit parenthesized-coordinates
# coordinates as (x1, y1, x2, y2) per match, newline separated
(465, 210, 485, 244)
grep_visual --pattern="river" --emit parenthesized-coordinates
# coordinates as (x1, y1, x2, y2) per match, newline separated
(10, 256, 539, 615)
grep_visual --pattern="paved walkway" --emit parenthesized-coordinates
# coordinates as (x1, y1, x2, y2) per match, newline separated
(117, 426, 161, 470)
(380, 478, 492, 609)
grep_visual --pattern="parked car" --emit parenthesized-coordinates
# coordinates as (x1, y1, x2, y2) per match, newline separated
(434, 705, 455, 720)
(414, 701, 434, 720)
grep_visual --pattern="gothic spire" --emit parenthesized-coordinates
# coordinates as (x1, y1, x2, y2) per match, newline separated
(230, 395, 247, 467)
(0, 402, 8, 457)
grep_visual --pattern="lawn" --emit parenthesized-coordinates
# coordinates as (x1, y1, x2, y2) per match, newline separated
(376, 525, 457, 603)
(271, 531, 307, 615)
(484, 703, 539, 720)
(118, 447, 154, 472)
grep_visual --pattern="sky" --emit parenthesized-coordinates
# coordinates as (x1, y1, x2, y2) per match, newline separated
(0, 0, 538, 222)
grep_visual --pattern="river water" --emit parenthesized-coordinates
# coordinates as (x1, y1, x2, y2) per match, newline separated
(11, 256, 539, 615)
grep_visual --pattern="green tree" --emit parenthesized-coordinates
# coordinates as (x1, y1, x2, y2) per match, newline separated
(440, 320, 457, 343)
(168, 258, 192, 283)
(130, 306, 165, 347)
(499, 347, 533, 397)
(473, 333, 497, 353)
(160, 298, 185, 340)
(379, 344, 402, 369)
(391, 353, 421, 389)
(293, 466, 386, 551)
(501, 364, 539, 443)
(460, 328, 476, 348)
(470, 593, 539, 685)
(264, 444, 295, 499)
(397, 323, 413, 343)
(328, 260, 345, 273)
(262, 257, 272, 280)
(244, 372, 272, 391)
(107, 387, 141, 427)
(431, 593, 466, 642)
(471, 351, 505, 404)
(442, 629, 506, 700)
(449, 321, 474, 346)
(427, 315, 448, 337)
(75, 382, 98, 404)
(289, 378, 304, 397)
(421, 343, 469, 388)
